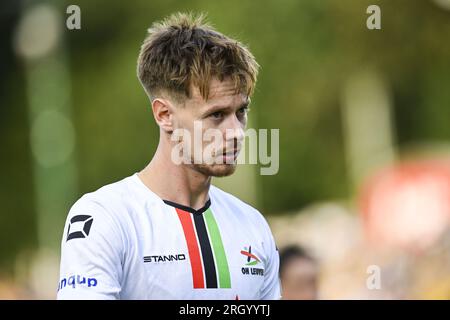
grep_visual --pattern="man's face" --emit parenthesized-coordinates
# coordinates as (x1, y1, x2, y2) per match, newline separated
(171, 78, 249, 177)
(281, 258, 319, 300)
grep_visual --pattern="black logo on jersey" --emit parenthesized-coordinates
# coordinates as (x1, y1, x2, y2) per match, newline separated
(143, 254, 186, 263)
(66, 215, 93, 241)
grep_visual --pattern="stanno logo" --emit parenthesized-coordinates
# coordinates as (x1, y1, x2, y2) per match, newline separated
(66, 215, 93, 241)
(143, 254, 186, 263)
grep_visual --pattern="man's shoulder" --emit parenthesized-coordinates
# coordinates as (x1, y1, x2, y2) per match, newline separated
(69, 175, 135, 220)
(62, 176, 136, 246)
(210, 185, 267, 223)
(87, 175, 132, 200)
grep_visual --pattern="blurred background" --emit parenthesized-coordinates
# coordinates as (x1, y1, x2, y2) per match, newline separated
(1, 0, 450, 299)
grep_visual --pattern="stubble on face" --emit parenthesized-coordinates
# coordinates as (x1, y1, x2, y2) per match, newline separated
(175, 78, 248, 178)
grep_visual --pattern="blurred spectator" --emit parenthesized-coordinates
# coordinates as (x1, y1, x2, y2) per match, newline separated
(279, 245, 319, 300)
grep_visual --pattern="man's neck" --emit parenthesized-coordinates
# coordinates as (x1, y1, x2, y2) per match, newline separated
(137, 143, 212, 211)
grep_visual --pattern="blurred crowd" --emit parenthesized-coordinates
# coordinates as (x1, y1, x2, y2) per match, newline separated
(273, 158, 450, 300)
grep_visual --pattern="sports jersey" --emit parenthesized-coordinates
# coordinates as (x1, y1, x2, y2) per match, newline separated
(57, 173, 281, 299)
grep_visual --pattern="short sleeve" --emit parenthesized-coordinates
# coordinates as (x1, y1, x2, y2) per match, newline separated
(57, 195, 124, 299)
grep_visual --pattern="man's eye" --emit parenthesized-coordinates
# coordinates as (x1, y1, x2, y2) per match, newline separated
(237, 107, 249, 116)
(210, 111, 224, 119)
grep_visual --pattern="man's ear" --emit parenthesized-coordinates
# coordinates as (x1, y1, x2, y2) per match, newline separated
(151, 98, 174, 133)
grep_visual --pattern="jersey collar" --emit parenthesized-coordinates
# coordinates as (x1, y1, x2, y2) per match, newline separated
(163, 198, 211, 215)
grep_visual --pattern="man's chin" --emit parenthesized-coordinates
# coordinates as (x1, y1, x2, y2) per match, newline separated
(191, 163, 237, 177)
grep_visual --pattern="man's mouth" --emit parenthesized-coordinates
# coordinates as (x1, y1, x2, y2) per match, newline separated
(222, 149, 239, 156)
(220, 148, 240, 163)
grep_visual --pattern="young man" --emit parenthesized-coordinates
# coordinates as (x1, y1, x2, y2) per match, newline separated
(57, 12, 281, 300)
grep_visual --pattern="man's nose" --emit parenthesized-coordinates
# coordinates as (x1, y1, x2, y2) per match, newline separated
(224, 115, 245, 143)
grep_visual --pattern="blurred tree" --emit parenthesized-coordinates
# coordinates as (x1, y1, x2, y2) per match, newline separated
(0, 0, 37, 273)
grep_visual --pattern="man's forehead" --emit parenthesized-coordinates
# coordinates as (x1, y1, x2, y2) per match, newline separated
(190, 79, 248, 105)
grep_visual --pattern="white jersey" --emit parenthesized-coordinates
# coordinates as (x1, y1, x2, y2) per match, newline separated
(57, 173, 281, 300)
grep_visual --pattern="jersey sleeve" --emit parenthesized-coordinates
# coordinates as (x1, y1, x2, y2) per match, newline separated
(57, 195, 124, 300)
(260, 218, 282, 300)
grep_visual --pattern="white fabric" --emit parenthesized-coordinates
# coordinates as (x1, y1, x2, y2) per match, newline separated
(57, 173, 281, 300)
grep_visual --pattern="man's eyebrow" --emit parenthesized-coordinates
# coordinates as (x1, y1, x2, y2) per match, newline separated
(239, 101, 250, 109)
(203, 101, 250, 115)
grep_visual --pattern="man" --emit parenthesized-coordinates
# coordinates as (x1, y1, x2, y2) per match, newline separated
(57, 12, 281, 300)
(279, 245, 319, 300)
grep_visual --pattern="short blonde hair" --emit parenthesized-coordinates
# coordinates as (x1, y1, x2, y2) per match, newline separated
(137, 12, 259, 102)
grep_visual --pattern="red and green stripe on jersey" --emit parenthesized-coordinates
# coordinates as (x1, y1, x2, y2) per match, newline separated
(164, 199, 231, 289)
